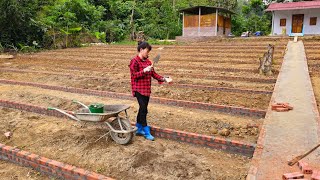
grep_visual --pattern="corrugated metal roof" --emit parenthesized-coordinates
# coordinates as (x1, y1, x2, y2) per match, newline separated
(266, 1, 320, 11)
(180, 6, 235, 15)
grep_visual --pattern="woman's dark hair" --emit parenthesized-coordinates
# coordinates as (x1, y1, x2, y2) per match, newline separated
(137, 41, 152, 52)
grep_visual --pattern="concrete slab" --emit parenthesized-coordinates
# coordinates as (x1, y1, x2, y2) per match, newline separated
(247, 41, 320, 179)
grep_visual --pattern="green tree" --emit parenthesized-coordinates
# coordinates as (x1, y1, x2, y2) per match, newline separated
(38, 0, 105, 47)
(232, 0, 271, 36)
(0, 0, 45, 49)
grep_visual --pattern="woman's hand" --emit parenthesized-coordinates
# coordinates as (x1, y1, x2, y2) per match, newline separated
(164, 76, 172, 83)
(143, 66, 153, 73)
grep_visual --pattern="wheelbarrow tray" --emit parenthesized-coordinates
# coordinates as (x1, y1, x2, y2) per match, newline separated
(75, 104, 130, 122)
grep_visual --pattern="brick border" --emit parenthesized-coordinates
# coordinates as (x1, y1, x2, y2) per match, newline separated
(172, 83, 273, 95)
(27, 55, 282, 65)
(0, 67, 276, 84)
(166, 64, 280, 74)
(43, 50, 283, 59)
(0, 99, 256, 157)
(0, 66, 273, 94)
(70, 43, 284, 53)
(0, 79, 267, 118)
(151, 126, 255, 157)
(9, 59, 279, 77)
(165, 72, 276, 83)
(0, 143, 114, 180)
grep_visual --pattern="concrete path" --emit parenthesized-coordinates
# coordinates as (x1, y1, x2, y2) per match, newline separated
(247, 41, 320, 179)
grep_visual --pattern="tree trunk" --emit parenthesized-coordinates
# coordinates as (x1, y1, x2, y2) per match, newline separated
(53, 28, 56, 48)
(258, 44, 274, 76)
(130, 0, 136, 41)
(66, 25, 68, 48)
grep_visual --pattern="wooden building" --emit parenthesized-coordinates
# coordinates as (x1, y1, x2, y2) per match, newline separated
(180, 6, 234, 37)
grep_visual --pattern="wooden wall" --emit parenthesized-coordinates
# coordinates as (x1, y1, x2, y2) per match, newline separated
(184, 14, 231, 28)
(183, 13, 231, 36)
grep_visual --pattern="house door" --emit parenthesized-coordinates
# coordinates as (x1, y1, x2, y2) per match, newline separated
(292, 14, 304, 33)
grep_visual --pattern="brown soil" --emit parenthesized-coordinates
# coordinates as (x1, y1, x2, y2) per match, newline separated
(0, 39, 289, 179)
(0, 160, 51, 180)
(0, 107, 250, 180)
(0, 84, 261, 143)
(305, 42, 320, 113)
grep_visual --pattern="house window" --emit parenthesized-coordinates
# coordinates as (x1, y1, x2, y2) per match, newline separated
(280, 19, 286, 26)
(310, 17, 317, 25)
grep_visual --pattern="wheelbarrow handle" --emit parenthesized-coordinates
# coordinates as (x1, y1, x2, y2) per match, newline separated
(72, 100, 90, 110)
(47, 107, 55, 110)
(47, 107, 80, 121)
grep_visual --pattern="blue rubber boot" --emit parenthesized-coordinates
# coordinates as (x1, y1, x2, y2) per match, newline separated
(143, 126, 154, 141)
(135, 123, 145, 136)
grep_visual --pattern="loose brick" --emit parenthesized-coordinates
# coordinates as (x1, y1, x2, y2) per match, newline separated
(275, 107, 290, 112)
(312, 170, 320, 180)
(298, 161, 313, 174)
(282, 172, 304, 180)
(272, 102, 293, 112)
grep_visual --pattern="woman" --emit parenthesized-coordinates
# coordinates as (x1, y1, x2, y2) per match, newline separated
(129, 41, 170, 141)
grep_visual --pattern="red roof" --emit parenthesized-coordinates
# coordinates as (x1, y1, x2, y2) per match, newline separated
(266, 1, 320, 11)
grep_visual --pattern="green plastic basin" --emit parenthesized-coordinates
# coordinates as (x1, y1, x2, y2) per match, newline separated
(89, 103, 104, 113)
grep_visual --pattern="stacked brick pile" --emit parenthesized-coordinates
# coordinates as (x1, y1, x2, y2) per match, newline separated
(282, 161, 320, 180)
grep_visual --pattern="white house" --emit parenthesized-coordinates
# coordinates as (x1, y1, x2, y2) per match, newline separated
(266, 1, 320, 36)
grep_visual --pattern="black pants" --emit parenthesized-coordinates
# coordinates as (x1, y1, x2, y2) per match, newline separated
(135, 91, 150, 127)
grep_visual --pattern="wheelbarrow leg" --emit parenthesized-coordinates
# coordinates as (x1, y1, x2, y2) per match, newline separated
(94, 131, 110, 143)
(117, 116, 124, 131)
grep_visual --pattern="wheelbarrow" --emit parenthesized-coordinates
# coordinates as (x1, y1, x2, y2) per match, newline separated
(48, 100, 137, 145)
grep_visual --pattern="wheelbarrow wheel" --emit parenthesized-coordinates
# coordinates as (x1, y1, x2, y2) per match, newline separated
(109, 118, 134, 145)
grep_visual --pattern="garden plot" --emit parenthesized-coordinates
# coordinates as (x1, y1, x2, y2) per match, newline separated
(304, 42, 320, 113)
(0, 108, 250, 179)
(0, 39, 287, 179)
(0, 70, 271, 109)
(3, 42, 281, 109)
(30, 45, 285, 64)
(0, 84, 260, 143)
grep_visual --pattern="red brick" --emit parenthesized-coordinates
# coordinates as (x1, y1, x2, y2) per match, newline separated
(275, 107, 290, 112)
(162, 128, 173, 134)
(1, 145, 12, 153)
(73, 168, 87, 177)
(62, 173, 74, 179)
(298, 161, 313, 174)
(25, 153, 39, 161)
(272, 102, 293, 111)
(48, 160, 63, 169)
(282, 172, 304, 180)
(27, 161, 39, 169)
(231, 140, 242, 146)
(193, 139, 205, 145)
(214, 137, 226, 144)
(312, 170, 320, 180)
(61, 164, 75, 173)
(201, 135, 212, 141)
(37, 157, 51, 166)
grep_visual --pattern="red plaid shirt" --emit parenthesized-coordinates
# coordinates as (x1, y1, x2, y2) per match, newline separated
(129, 55, 164, 97)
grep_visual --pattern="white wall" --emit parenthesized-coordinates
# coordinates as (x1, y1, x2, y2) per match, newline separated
(183, 27, 231, 36)
(272, 8, 320, 35)
(183, 27, 215, 36)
